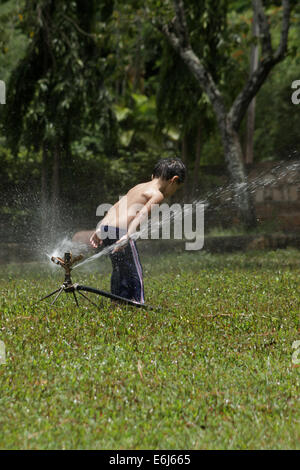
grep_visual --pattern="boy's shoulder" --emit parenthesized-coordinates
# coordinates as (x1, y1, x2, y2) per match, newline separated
(129, 181, 164, 202)
(144, 186, 165, 204)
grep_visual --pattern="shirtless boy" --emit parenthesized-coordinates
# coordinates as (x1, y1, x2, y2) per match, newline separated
(90, 158, 186, 304)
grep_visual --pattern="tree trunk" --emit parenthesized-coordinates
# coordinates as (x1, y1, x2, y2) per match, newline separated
(169, 46, 257, 223)
(181, 133, 189, 200)
(221, 119, 256, 227)
(192, 123, 202, 196)
(133, 17, 144, 93)
(181, 133, 188, 164)
(245, 9, 259, 164)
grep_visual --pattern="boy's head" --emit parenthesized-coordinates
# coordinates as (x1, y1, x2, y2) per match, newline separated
(152, 158, 186, 195)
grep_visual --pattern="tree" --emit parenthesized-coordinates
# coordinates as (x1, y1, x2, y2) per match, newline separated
(150, 0, 292, 226)
(156, 45, 211, 199)
(245, 5, 259, 164)
(156, 1, 228, 199)
(2, 0, 117, 235)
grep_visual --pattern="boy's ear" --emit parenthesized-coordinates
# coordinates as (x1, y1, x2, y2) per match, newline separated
(171, 175, 180, 184)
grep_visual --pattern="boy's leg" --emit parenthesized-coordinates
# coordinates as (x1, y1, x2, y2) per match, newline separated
(109, 249, 130, 298)
(129, 239, 144, 304)
(119, 240, 145, 304)
(101, 225, 144, 303)
(101, 226, 122, 297)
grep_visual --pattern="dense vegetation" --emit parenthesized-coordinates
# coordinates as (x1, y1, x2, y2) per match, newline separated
(0, 1, 299, 239)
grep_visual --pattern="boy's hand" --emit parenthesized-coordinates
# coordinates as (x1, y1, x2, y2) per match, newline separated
(90, 231, 102, 249)
(112, 234, 129, 253)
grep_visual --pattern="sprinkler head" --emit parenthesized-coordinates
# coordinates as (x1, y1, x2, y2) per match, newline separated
(51, 252, 83, 269)
(51, 252, 83, 288)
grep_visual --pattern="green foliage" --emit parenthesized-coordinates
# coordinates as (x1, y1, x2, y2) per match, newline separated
(0, 0, 300, 234)
(253, 5, 300, 160)
(0, 0, 28, 82)
(156, 0, 230, 164)
(0, 249, 299, 449)
(2, 0, 117, 155)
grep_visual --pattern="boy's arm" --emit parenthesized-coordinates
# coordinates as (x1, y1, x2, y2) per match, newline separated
(113, 192, 164, 251)
(128, 192, 164, 237)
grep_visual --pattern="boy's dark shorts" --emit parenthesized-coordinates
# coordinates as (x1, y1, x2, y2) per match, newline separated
(100, 225, 144, 304)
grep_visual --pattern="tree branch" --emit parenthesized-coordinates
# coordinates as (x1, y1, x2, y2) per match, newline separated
(62, 13, 97, 38)
(158, 2, 227, 126)
(274, 0, 290, 60)
(172, 0, 190, 48)
(229, 56, 275, 130)
(229, 0, 291, 131)
(253, 0, 273, 58)
(160, 22, 181, 52)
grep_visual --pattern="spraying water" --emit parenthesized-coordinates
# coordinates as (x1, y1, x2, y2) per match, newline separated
(73, 202, 201, 269)
(45, 237, 92, 269)
(47, 160, 300, 270)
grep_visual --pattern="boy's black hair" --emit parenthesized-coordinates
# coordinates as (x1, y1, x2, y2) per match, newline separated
(152, 158, 186, 184)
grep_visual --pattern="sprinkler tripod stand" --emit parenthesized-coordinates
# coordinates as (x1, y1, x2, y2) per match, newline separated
(38, 252, 149, 309)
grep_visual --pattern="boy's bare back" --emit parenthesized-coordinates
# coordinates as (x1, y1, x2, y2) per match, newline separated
(90, 158, 185, 249)
(100, 180, 165, 232)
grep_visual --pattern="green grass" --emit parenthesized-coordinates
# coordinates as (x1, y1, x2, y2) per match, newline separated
(0, 249, 299, 449)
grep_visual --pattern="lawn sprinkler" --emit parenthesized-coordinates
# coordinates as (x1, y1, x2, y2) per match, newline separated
(51, 252, 83, 289)
(38, 251, 149, 309)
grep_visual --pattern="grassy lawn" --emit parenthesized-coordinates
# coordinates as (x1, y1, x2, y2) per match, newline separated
(0, 248, 299, 449)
